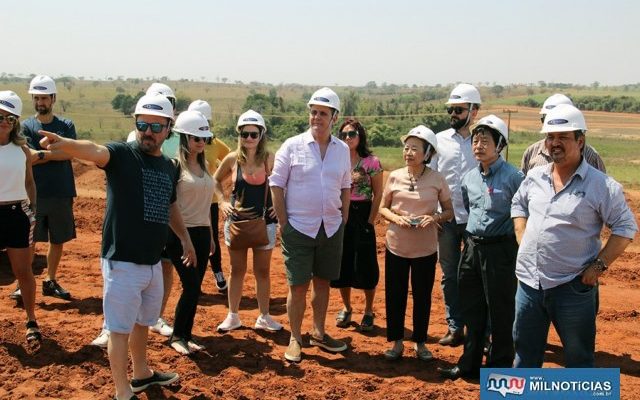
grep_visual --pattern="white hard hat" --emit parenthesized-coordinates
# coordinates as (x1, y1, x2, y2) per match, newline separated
(146, 82, 176, 100)
(0, 91, 23, 117)
(173, 110, 212, 138)
(188, 100, 212, 120)
(539, 93, 574, 115)
(401, 125, 439, 155)
(541, 104, 587, 133)
(236, 109, 267, 133)
(28, 75, 57, 95)
(446, 83, 482, 105)
(307, 87, 340, 113)
(472, 114, 509, 143)
(134, 94, 175, 120)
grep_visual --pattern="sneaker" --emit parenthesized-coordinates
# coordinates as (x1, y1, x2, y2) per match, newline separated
(42, 279, 71, 300)
(91, 329, 110, 348)
(9, 286, 21, 300)
(150, 318, 173, 337)
(254, 314, 283, 332)
(284, 338, 302, 362)
(217, 313, 241, 332)
(214, 271, 228, 291)
(309, 333, 347, 353)
(130, 370, 179, 393)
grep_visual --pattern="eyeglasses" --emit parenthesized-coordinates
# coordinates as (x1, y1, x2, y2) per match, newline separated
(190, 136, 207, 143)
(239, 131, 260, 139)
(339, 131, 358, 139)
(136, 121, 168, 134)
(446, 106, 469, 115)
(0, 115, 18, 125)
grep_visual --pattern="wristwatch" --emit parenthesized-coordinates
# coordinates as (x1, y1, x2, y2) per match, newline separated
(37, 151, 45, 160)
(591, 258, 608, 273)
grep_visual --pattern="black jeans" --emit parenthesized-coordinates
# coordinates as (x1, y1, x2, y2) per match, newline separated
(385, 249, 437, 343)
(208, 203, 223, 274)
(457, 235, 518, 374)
(166, 226, 211, 340)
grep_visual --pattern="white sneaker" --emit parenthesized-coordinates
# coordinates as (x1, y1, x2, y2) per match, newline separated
(150, 318, 173, 336)
(254, 314, 283, 332)
(217, 312, 242, 332)
(91, 329, 110, 348)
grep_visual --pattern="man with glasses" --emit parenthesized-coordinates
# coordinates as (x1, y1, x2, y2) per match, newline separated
(270, 87, 351, 362)
(431, 83, 482, 347)
(39, 94, 195, 400)
(15, 75, 77, 302)
(521, 93, 605, 176)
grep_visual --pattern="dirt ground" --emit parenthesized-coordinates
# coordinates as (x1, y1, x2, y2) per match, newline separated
(1, 161, 638, 400)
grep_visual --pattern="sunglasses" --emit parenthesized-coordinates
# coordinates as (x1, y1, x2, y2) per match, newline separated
(446, 106, 469, 115)
(0, 115, 18, 125)
(136, 121, 168, 134)
(189, 136, 207, 143)
(239, 131, 260, 139)
(339, 131, 358, 139)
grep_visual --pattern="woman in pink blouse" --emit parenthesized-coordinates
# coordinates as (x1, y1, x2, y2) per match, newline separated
(378, 125, 454, 361)
(331, 119, 383, 332)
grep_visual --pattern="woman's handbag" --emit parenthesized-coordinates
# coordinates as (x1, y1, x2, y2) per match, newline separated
(227, 160, 270, 250)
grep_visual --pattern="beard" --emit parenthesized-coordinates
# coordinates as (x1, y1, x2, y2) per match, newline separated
(36, 106, 51, 115)
(138, 135, 161, 154)
(450, 116, 468, 130)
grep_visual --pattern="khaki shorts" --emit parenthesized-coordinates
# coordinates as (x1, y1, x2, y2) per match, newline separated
(281, 223, 344, 286)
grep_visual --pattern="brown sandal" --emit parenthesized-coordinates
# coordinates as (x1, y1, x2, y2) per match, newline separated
(26, 320, 42, 348)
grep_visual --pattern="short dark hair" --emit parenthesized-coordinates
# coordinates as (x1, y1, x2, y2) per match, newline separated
(472, 126, 505, 150)
(338, 118, 372, 158)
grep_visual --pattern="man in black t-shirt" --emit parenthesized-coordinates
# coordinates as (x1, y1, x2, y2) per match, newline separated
(40, 94, 196, 400)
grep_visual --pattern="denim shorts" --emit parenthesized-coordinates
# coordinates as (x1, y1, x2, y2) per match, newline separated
(223, 221, 277, 251)
(101, 258, 163, 334)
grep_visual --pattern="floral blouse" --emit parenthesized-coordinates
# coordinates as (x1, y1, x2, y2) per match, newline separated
(350, 155, 383, 201)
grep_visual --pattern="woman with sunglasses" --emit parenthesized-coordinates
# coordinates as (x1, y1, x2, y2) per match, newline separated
(331, 118, 383, 332)
(163, 110, 215, 355)
(0, 91, 41, 347)
(378, 126, 454, 361)
(214, 110, 282, 333)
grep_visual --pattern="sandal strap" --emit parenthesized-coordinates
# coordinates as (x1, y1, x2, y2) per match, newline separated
(26, 320, 39, 330)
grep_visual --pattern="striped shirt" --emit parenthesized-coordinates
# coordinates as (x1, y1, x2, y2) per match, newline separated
(520, 139, 606, 176)
(511, 159, 637, 290)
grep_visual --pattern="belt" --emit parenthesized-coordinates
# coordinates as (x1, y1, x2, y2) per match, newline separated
(468, 234, 515, 245)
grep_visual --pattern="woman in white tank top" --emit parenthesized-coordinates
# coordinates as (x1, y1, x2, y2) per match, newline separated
(0, 90, 41, 348)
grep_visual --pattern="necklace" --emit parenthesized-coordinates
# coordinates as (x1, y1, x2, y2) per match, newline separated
(408, 165, 427, 192)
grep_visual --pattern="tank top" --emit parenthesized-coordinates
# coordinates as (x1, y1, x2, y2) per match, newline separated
(0, 142, 28, 202)
(230, 160, 277, 224)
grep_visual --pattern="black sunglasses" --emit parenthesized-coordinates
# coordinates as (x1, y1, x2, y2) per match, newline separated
(239, 131, 260, 139)
(189, 136, 207, 143)
(540, 116, 546, 124)
(446, 106, 469, 115)
(136, 121, 168, 134)
(0, 115, 18, 125)
(339, 131, 358, 139)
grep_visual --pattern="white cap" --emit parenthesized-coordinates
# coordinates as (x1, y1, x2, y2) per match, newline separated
(307, 87, 340, 113)
(28, 75, 57, 95)
(539, 93, 574, 115)
(541, 104, 587, 133)
(134, 94, 175, 120)
(0, 91, 23, 117)
(236, 109, 267, 133)
(146, 82, 176, 100)
(446, 83, 482, 105)
(472, 114, 509, 143)
(401, 125, 438, 155)
(188, 100, 212, 120)
(173, 110, 212, 138)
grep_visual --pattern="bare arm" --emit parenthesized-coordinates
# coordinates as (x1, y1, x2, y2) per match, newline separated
(582, 234, 633, 286)
(168, 202, 197, 267)
(340, 188, 350, 224)
(31, 148, 74, 165)
(39, 130, 110, 168)
(368, 172, 384, 225)
(22, 146, 37, 208)
(378, 182, 411, 228)
(513, 217, 527, 245)
(270, 186, 288, 234)
(213, 152, 236, 218)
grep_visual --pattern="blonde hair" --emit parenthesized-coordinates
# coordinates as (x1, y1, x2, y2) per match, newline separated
(9, 119, 26, 146)
(236, 125, 268, 166)
(177, 133, 210, 176)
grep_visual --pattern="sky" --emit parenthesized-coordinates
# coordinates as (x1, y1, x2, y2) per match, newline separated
(3, 0, 639, 87)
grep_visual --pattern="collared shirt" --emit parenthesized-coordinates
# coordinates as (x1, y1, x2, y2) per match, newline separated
(431, 128, 475, 224)
(462, 157, 524, 237)
(520, 139, 606, 176)
(269, 130, 351, 238)
(511, 159, 637, 290)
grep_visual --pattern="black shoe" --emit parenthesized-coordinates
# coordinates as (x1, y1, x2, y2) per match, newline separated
(438, 366, 463, 380)
(9, 285, 22, 300)
(130, 370, 179, 393)
(214, 271, 228, 291)
(438, 330, 464, 347)
(42, 280, 71, 300)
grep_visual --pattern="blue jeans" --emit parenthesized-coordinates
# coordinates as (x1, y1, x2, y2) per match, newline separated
(437, 221, 466, 333)
(513, 277, 598, 368)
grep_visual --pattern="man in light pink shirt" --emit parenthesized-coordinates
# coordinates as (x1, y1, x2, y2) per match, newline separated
(270, 87, 351, 362)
